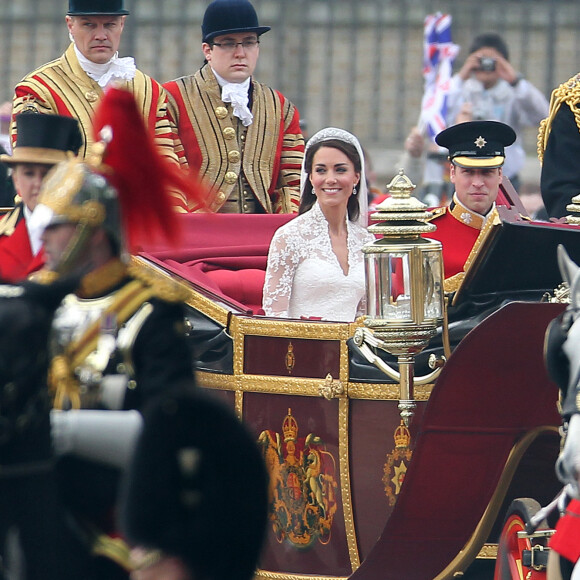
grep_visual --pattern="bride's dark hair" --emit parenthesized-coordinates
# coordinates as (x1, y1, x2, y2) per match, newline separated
(299, 139, 361, 222)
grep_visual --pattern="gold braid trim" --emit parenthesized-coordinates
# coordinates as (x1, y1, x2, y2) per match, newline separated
(50, 355, 81, 411)
(49, 279, 155, 409)
(128, 258, 189, 303)
(91, 532, 133, 572)
(538, 73, 580, 163)
(0, 206, 22, 237)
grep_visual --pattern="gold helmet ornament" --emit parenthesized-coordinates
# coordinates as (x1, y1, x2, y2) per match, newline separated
(31, 87, 207, 276)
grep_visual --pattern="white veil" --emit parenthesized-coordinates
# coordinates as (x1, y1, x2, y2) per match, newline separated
(300, 127, 369, 228)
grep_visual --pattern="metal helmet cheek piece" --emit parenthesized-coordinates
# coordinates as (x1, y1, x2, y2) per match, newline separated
(34, 131, 125, 276)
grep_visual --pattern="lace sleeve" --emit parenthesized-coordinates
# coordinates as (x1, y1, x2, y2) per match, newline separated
(262, 226, 298, 317)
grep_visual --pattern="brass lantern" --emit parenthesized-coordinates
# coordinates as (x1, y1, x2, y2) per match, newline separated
(354, 170, 445, 425)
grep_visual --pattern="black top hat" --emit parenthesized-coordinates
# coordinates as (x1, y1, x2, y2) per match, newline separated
(435, 120, 516, 169)
(1, 114, 83, 165)
(121, 385, 269, 580)
(67, 0, 129, 15)
(202, 0, 270, 43)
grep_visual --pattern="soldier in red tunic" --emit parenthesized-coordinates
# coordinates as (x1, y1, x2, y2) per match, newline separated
(164, 0, 304, 214)
(0, 113, 82, 283)
(425, 120, 516, 289)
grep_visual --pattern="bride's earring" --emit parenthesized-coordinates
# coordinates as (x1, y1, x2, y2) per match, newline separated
(352, 186, 357, 196)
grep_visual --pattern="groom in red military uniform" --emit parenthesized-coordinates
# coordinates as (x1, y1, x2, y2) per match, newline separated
(425, 120, 516, 289)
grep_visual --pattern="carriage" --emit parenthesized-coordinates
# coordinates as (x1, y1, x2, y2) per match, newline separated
(135, 181, 580, 579)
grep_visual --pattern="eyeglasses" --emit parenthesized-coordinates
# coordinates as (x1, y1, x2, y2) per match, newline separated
(212, 40, 260, 52)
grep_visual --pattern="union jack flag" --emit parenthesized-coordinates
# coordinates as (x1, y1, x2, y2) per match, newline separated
(419, 12, 460, 141)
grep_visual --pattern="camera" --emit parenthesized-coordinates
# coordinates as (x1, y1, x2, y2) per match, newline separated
(479, 57, 496, 72)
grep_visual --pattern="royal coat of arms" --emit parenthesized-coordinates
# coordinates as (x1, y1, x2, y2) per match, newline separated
(259, 408, 338, 548)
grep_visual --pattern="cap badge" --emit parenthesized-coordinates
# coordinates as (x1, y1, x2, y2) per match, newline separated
(474, 136, 487, 149)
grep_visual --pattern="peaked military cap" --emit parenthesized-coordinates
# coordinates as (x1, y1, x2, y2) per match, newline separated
(435, 120, 516, 169)
(67, 0, 129, 15)
(202, 0, 270, 43)
(0, 114, 83, 165)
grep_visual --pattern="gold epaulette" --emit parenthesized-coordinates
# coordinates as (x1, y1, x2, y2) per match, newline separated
(27, 269, 59, 285)
(538, 73, 580, 163)
(128, 259, 189, 303)
(0, 206, 22, 237)
(425, 206, 447, 222)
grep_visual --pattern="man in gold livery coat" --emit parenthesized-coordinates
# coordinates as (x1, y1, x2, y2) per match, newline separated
(27, 88, 198, 579)
(164, 0, 304, 213)
(11, 0, 191, 212)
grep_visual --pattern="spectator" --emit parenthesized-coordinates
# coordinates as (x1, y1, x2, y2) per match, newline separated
(395, 126, 452, 207)
(445, 32, 548, 192)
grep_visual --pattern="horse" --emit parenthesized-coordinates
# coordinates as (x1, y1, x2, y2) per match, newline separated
(543, 245, 580, 580)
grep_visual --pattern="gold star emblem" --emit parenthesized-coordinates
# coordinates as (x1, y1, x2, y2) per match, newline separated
(474, 136, 487, 148)
(391, 461, 408, 494)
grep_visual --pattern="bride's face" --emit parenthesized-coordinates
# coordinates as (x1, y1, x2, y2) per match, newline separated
(309, 146, 360, 210)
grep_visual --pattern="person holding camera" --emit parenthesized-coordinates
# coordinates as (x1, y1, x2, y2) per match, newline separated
(445, 32, 548, 192)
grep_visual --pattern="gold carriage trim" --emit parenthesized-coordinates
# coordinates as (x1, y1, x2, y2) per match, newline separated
(255, 573, 348, 580)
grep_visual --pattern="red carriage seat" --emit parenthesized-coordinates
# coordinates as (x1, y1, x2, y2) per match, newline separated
(139, 213, 295, 314)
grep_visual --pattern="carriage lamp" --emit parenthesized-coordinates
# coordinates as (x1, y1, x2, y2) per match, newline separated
(353, 169, 445, 425)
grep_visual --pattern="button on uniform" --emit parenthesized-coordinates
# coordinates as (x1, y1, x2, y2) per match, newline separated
(224, 171, 238, 184)
(215, 106, 228, 119)
(85, 91, 99, 103)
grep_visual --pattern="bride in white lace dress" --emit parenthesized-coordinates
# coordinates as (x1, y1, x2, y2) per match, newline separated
(262, 127, 375, 322)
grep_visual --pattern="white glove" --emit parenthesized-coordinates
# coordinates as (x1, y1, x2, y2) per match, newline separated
(51, 409, 143, 470)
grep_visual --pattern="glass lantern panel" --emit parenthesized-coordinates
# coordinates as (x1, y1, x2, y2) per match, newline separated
(422, 250, 444, 320)
(365, 255, 381, 317)
(378, 252, 412, 320)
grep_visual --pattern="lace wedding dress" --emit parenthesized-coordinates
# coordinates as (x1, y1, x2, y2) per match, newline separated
(262, 202, 374, 322)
